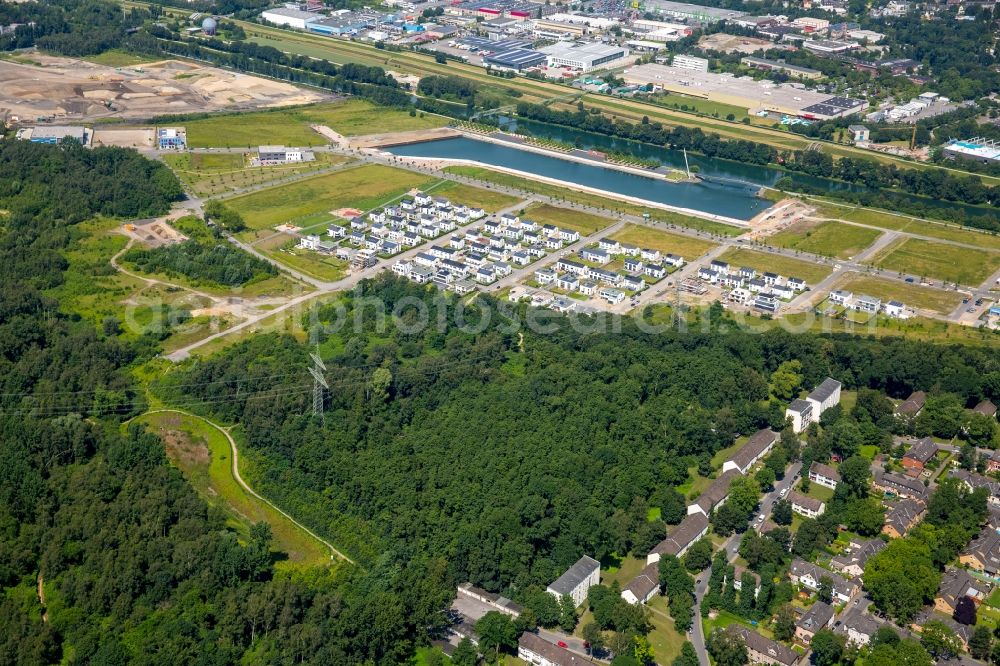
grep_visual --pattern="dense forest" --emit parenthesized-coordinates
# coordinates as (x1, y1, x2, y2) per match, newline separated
(123, 239, 278, 287)
(156, 275, 1000, 598)
(0, 0, 156, 56)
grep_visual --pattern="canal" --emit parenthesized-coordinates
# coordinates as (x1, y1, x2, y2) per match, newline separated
(386, 136, 770, 221)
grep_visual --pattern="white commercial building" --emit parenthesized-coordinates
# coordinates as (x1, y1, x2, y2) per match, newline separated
(260, 7, 322, 29)
(539, 41, 629, 71)
(671, 54, 709, 72)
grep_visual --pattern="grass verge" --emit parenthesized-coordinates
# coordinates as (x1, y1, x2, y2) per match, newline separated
(717, 247, 833, 283)
(769, 219, 883, 260)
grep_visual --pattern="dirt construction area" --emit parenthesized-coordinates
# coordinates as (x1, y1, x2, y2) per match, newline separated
(0, 52, 328, 122)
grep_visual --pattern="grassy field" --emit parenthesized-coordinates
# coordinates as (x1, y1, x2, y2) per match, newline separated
(610, 223, 718, 259)
(602, 554, 647, 589)
(834, 274, 962, 314)
(521, 202, 612, 235)
(647, 596, 685, 666)
(429, 180, 522, 212)
(769, 220, 883, 260)
(182, 99, 449, 147)
(703, 609, 772, 639)
(163, 151, 352, 197)
(809, 199, 1000, 251)
(717, 248, 833, 284)
(657, 91, 749, 121)
(81, 49, 160, 67)
(227, 164, 436, 229)
(134, 410, 331, 567)
(870, 237, 1000, 286)
(263, 241, 348, 282)
(444, 165, 743, 236)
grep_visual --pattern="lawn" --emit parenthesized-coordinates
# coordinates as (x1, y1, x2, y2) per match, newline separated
(443, 165, 744, 236)
(834, 274, 963, 315)
(647, 596, 685, 666)
(133, 410, 331, 567)
(227, 164, 437, 229)
(429, 180, 522, 213)
(656, 91, 749, 121)
(81, 49, 160, 67)
(521, 202, 612, 235)
(859, 444, 879, 460)
(263, 243, 349, 282)
(702, 609, 771, 639)
(163, 151, 352, 197)
(182, 100, 450, 147)
(602, 554, 647, 589)
(803, 482, 834, 503)
(610, 223, 718, 260)
(717, 248, 833, 284)
(870, 237, 1000, 286)
(769, 219, 883, 260)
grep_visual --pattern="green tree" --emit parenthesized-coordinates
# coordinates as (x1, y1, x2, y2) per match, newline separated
(706, 627, 748, 666)
(864, 538, 939, 622)
(582, 621, 604, 654)
(772, 499, 792, 526)
(683, 539, 713, 572)
(672, 642, 699, 666)
(920, 620, 963, 660)
(774, 605, 796, 642)
(770, 360, 804, 401)
(843, 498, 885, 536)
(452, 638, 478, 666)
(755, 466, 776, 492)
(817, 576, 833, 604)
(838, 455, 872, 499)
(475, 611, 518, 660)
(559, 595, 578, 633)
(810, 629, 844, 666)
(970, 625, 993, 660)
(866, 640, 932, 666)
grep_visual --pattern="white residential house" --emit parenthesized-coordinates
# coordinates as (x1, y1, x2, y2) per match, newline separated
(328, 225, 347, 239)
(662, 254, 684, 268)
(599, 287, 625, 304)
(547, 556, 600, 607)
(788, 277, 806, 291)
(578, 280, 597, 296)
(557, 274, 580, 291)
(809, 462, 840, 490)
(560, 229, 580, 242)
(829, 290, 853, 307)
(883, 300, 906, 318)
(789, 491, 825, 518)
(598, 238, 620, 252)
(624, 257, 644, 272)
(785, 399, 814, 434)
(645, 264, 665, 279)
(807, 377, 842, 417)
(392, 260, 412, 276)
(854, 295, 881, 314)
(535, 268, 557, 284)
(581, 247, 610, 265)
(299, 234, 321, 250)
(641, 248, 662, 262)
(414, 192, 432, 206)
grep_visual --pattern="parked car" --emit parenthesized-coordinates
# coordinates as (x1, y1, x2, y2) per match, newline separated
(557, 641, 568, 649)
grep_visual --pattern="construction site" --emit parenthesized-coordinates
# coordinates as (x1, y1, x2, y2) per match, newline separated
(0, 52, 328, 123)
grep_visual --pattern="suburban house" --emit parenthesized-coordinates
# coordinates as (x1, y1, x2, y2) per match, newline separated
(990, 450, 1000, 474)
(727, 565, 761, 597)
(785, 399, 814, 434)
(950, 469, 1000, 507)
(834, 607, 881, 647)
(829, 290, 853, 307)
(896, 390, 927, 417)
(647, 513, 709, 565)
(687, 469, 741, 517)
(882, 498, 926, 538)
(728, 626, 800, 666)
(789, 491, 825, 519)
(872, 470, 929, 501)
(911, 611, 973, 652)
(960, 527, 1000, 577)
(622, 563, 660, 605)
(456, 583, 523, 618)
(722, 429, 779, 475)
(547, 556, 600, 607)
(795, 601, 834, 643)
(973, 400, 997, 419)
(809, 462, 840, 490)
(790, 559, 858, 603)
(934, 567, 987, 615)
(807, 377, 842, 417)
(830, 538, 886, 578)
(518, 632, 598, 666)
(901, 437, 938, 474)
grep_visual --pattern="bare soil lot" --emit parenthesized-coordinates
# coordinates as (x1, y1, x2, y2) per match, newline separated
(0, 51, 327, 123)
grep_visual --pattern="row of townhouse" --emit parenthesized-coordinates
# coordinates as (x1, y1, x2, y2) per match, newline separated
(486, 214, 581, 245)
(699, 261, 807, 298)
(596, 237, 684, 266)
(395, 191, 486, 222)
(789, 559, 859, 603)
(828, 290, 907, 318)
(392, 241, 515, 294)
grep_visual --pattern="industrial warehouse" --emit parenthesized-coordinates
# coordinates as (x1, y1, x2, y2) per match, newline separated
(622, 63, 864, 120)
(538, 42, 630, 72)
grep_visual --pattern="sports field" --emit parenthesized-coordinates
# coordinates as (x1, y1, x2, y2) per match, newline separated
(610, 223, 718, 259)
(163, 152, 351, 197)
(183, 99, 449, 147)
(226, 164, 437, 229)
(717, 247, 833, 284)
(871, 237, 1000, 286)
(522, 202, 612, 235)
(833, 274, 962, 314)
(769, 219, 882, 259)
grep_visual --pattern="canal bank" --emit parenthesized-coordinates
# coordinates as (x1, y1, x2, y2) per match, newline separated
(389, 153, 751, 227)
(385, 135, 769, 221)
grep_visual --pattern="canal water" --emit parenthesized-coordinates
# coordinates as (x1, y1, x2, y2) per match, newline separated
(386, 136, 770, 221)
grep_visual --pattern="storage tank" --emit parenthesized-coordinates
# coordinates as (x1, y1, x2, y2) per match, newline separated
(202, 17, 218, 35)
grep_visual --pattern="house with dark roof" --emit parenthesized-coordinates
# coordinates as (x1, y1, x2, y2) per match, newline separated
(960, 527, 1000, 577)
(728, 625, 801, 666)
(896, 390, 927, 417)
(727, 564, 761, 597)
(809, 462, 840, 490)
(911, 610, 973, 652)
(834, 607, 880, 646)
(830, 538, 886, 578)
(795, 601, 834, 643)
(789, 491, 825, 519)
(902, 437, 937, 473)
(872, 469, 929, 501)
(807, 377, 842, 417)
(547, 556, 600, 607)
(785, 399, 813, 434)
(622, 563, 660, 605)
(933, 567, 987, 615)
(722, 429, 779, 474)
(518, 631, 599, 666)
(950, 469, 1000, 507)
(989, 450, 1000, 475)
(882, 498, 925, 538)
(790, 559, 858, 603)
(688, 469, 741, 517)
(647, 513, 709, 565)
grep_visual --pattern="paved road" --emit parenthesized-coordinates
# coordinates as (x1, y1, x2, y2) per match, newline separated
(689, 461, 802, 665)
